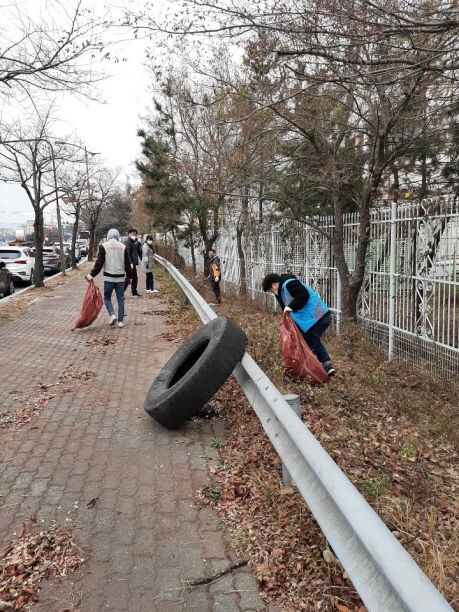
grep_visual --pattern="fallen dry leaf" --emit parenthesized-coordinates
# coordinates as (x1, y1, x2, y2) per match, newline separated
(0, 522, 86, 610)
(336, 605, 353, 612)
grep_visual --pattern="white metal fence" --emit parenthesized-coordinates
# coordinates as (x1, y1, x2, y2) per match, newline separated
(177, 198, 459, 383)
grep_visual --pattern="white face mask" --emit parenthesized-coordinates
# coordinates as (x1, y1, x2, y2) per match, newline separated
(147, 240, 152, 245)
(132, 236, 137, 241)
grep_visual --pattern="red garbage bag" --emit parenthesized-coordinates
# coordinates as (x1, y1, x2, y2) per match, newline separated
(280, 312, 330, 384)
(72, 279, 103, 330)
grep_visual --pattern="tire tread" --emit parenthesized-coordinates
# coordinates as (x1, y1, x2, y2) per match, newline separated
(145, 317, 247, 428)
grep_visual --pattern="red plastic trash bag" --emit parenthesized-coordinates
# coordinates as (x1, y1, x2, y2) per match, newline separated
(72, 279, 103, 330)
(280, 312, 330, 384)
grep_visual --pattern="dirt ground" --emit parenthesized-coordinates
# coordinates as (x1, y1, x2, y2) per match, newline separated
(158, 266, 459, 612)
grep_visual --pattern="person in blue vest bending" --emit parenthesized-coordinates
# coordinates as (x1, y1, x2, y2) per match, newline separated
(262, 273, 335, 376)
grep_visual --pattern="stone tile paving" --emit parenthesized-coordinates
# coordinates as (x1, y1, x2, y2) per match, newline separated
(0, 271, 279, 612)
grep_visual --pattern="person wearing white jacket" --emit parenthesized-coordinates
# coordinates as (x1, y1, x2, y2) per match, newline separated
(86, 228, 132, 328)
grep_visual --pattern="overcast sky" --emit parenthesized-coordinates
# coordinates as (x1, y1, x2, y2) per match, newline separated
(0, 1, 154, 225)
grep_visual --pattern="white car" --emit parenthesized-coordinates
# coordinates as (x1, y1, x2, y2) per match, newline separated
(59, 242, 81, 262)
(77, 239, 88, 257)
(0, 246, 35, 284)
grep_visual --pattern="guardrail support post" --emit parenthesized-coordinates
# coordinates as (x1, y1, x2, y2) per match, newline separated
(281, 394, 301, 486)
(208, 303, 217, 313)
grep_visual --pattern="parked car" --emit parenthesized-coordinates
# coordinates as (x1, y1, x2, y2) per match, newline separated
(0, 261, 15, 297)
(77, 239, 88, 257)
(42, 246, 71, 274)
(45, 241, 79, 262)
(0, 246, 35, 284)
(59, 242, 81, 262)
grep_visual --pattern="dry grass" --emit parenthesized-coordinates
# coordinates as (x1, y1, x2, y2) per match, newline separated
(157, 266, 459, 611)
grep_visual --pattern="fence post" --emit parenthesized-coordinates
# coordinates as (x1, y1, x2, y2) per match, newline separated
(336, 272, 341, 335)
(281, 394, 301, 486)
(388, 201, 397, 360)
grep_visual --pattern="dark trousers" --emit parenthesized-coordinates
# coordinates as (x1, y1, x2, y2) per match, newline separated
(210, 279, 221, 303)
(301, 311, 331, 364)
(146, 272, 154, 291)
(130, 265, 139, 295)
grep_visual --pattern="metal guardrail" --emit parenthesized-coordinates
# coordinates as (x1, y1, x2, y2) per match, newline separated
(154, 254, 454, 612)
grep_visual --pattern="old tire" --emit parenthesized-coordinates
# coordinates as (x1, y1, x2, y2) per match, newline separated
(144, 316, 247, 428)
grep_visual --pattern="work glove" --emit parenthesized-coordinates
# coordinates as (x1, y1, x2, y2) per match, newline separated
(131, 263, 134, 268)
(86, 274, 93, 281)
(214, 276, 220, 282)
(284, 306, 293, 312)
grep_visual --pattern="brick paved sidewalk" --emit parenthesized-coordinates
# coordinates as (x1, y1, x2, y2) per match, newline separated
(0, 269, 277, 611)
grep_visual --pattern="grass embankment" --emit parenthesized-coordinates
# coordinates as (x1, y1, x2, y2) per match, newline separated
(144, 266, 459, 611)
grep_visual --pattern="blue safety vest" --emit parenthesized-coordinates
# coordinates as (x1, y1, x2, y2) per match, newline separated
(281, 279, 329, 333)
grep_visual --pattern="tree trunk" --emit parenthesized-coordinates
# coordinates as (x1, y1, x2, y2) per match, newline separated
(332, 186, 372, 323)
(258, 180, 264, 224)
(420, 153, 427, 199)
(170, 228, 181, 267)
(88, 224, 96, 262)
(197, 207, 219, 275)
(190, 230, 196, 273)
(340, 280, 362, 322)
(71, 211, 79, 269)
(33, 208, 45, 288)
(237, 186, 249, 294)
(236, 224, 247, 294)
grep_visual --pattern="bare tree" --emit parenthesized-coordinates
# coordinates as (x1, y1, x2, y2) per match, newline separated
(128, 0, 459, 320)
(59, 166, 91, 269)
(139, 70, 239, 272)
(0, 111, 71, 286)
(80, 167, 121, 261)
(1, 0, 109, 101)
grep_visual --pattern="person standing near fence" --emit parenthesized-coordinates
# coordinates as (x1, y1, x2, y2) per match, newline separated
(206, 248, 222, 304)
(125, 228, 143, 298)
(142, 235, 159, 294)
(86, 228, 132, 328)
(262, 272, 335, 376)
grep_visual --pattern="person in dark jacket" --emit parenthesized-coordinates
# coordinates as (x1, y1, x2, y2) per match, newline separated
(86, 228, 132, 328)
(206, 248, 221, 304)
(262, 272, 335, 376)
(125, 228, 143, 298)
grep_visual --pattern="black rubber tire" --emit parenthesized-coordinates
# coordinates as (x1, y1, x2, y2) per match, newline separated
(144, 316, 247, 428)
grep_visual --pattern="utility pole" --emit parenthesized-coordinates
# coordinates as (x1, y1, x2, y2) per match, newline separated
(49, 147, 67, 276)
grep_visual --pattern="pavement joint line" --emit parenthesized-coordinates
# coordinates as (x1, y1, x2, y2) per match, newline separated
(0, 267, 275, 612)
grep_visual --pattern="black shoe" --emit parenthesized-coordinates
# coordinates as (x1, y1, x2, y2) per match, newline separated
(323, 361, 335, 376)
